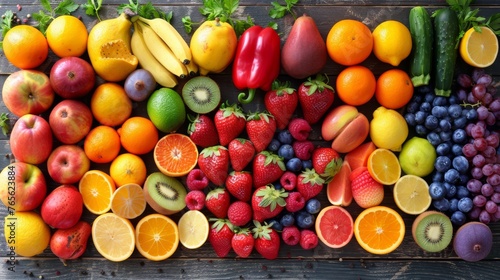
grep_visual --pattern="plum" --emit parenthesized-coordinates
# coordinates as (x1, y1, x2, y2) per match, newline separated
(453, 221, 493, 262)
(124, 69, 156, 102)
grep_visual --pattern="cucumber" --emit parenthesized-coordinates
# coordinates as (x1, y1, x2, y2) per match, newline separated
(433, 8, 460, 97)
(409, 6, 433, 87)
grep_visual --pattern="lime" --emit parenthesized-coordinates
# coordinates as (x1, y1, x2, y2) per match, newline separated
(4, 211, 51, 257)
(399, 137, 436, 177)
(147, 88, 186, 133)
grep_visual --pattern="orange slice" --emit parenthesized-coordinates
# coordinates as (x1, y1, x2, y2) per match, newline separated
(135, 213, 179, 261)
(110, 183, 147, 219)
(178, 210, 209, 249)
(367, 148, 401, 185)
(315, 206, 354, 248)
(79, 170, 116, 214)
(460, 26, 498, 68)
(354, 206, 405, 255)
(154, 133, 198, 177)
(393, 175, 432, 215)
(92, 213, 135, 262)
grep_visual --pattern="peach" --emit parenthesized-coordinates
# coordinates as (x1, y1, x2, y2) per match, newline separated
(321, 105, 369, 153)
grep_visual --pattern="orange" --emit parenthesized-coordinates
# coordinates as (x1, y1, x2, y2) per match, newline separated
(111, 183, 146, 219)
(118, 116, 159, 155)
(135, 214, 179, 261)
(326, 19, 373, 66)
(2, 25, 48, 69)
(90, 83, 132, 127)
(375, 69, 414, 109)
(109, 153, 147, 187)
(92, 213, 135, 262)
(84, 125, 121, 164)
(79, 170, 116, 215)
(367, 148, 401, 185)
(46, 15, 88, 57)
(354, 206, 405, 255)
(315, 206, 354, 248)
(336, 65, 376, 106)
(154, 133, 198, 177)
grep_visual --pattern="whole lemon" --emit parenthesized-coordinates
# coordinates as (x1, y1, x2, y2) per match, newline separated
(4, 211, 51, 257)
(370, 106, 408, 151)
(147, 88, 186, 133)
(372, 20, 412, 66)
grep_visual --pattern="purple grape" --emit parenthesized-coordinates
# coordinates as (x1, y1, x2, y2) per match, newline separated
(485, 200, 498, 214)
(476, 74, 493, 87)
(487, 85, 497, 95)
(493, 164, 500, 175)
(457, 88, 468, 101)
(477, 106, 489, 120)
(482, 146, 497, 159)
(476, 120, 487, 129)
(471, 167, 484, 179)
(470, 124, 485, 138)
(493, 208, 500, 222)
(467, 92, 479, 103)
(472, 84, 487, 100)
(491, 192, 500, 203)
(472, 68, 485, 82)
(482, 93, 493, 106)
(462, 143, 477, 157)
(485, 112, 496, 126)
(467, 179, 483, 193)
(487, 174, 500, 186)
(479, 210, 491, 224)
(486, 134, 499, 148)
(473, 138, 488, 152)
(481, 183, 494, 197)
(468, 206, 482, 220)
(489, 99, 500, 112)
(473, 194, 487, 207)
(457, 73, 473, 88)
(482, 164, 495, 177)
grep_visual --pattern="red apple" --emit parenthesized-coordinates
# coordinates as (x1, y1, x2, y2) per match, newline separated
(50, 56, 96, 99)
(47, 145, 90, 184)
(41, 185, 83, 229)
(49, 100, 93, 144)
(0, 162, 47, 211)
(10, 114, 53, 164)
(1, 70, 55, 117)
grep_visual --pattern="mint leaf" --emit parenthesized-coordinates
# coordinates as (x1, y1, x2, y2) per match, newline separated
(82, 0, 103, 21)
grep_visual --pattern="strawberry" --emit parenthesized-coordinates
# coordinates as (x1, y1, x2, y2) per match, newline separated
(208, 219, 235, 258)
(246, 112, 277, 153)
(252, 151, 286, 187)
(298, 74, 335, 124)
(252, 221, 281, 260)
(214, 102, 246, 146)
(349, 166, 384, 208)
(296, 168, 325, 201)
(227, 138, 255, 171)
(198, 145, 229, 186)
(312, 147, 343, 182)
(264, 80, 298, 130)
(251, 185, 288, 222)
(205, 188, 231, 218)
(231, 227, 254, 258)
(225, 171, 253, 202)
(227, 201, 252, 227)
(187, 114, 219, 148)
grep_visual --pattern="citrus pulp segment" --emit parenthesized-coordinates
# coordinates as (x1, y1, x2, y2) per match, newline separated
(315, 206, 354, 248)
(92, 213, 136, 262)
(367, 148, 401, 185)
(111, 183, 147, 219)
(135, 214, 179, 261)
(178, 210, 210, 249)
(460, 26, 499, 68)
(393, 175, 432, 215)
(154, 133, 198, 177)
(79, 170, 116, 215)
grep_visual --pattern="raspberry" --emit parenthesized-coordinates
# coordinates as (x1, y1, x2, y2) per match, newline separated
(285, 191, 305, 212)
(281, 226, 301, 246)
(280, 171, 297, 191)
(300, 229, 319, 250)
(292, 140, 315, 160)
(185, 190, 205, 210)
(227, 201, 252, 227)
(288, 118, 312, 141)
(186, 168, 209, 191)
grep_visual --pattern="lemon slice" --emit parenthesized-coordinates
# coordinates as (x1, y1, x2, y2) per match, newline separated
(178, 210, 209, 249)
(393, 175, 432, 215)
(92, 213, 135, 262)
(460, 26, 499, 68)
(111, 183, 147, 219)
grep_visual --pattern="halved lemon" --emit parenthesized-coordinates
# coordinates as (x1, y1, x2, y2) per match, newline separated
(110, 183, 147, 219)
(460, 26, 499, 68)
(178, 210, 209, 249)
(92, 213, 135, 262)
(393, 175, 432, 215)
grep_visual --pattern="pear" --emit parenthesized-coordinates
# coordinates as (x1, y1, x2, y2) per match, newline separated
(281, 14, 327, 79)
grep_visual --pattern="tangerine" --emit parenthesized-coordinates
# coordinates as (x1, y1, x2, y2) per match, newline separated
(326, 19, 373, 66)
(109, 153, 147, 187)
(375, 69, 414, 109)
(91, 83, 132, 127)
(2, 25, 48, 69)
(118, 116, 159, 155)
(84, 125, 121, 164)
(336, 65, 376, 106)
(46, 15, 88, 57)
(154, 134, 198, 177)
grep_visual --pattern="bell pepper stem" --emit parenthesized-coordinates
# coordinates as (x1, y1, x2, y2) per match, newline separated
(238, 89, 256, 104)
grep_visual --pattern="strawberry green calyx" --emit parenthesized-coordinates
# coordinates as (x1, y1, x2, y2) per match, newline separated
(256, 185, 288, 211)
(300, 168, 326, 186)
(322, 158, 343, 182)
(220, 101, 246, 119)
(210, 218, 234, 232)
(233, 227, 251, 235)
(271, 80, 295, 96)
(246, 111, 274, 123)
(206, 188, 227, 200)
(261, 151, 286, 171)
(200, 145, 227, 158)
(252, 221, 273, 240)
(303, 73, 334, 95)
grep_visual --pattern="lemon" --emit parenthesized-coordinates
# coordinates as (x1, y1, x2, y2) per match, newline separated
(370, 106, 408, 152)
(4, 212, 51, 257)
(147, 88, 186, 133)
(372, 20, 412, 66)
(393, 175, 432, 215)
(460, 26, 499, 68)
(92, 213, 135, 262)
(178, 210, 209, 249)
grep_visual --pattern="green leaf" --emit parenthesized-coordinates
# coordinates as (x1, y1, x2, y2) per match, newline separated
(40, 0, 53, 14)
(0, 10, 14, 38)
(82, 0, 102, 21)
(54, 0, 79, 15)
(0, 113, 10, 136)
(182, 16, 193, 34)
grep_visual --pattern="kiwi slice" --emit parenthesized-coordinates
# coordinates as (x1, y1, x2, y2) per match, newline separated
(412, 211, 453, 253)
(144, 172, 187, 215)
(182, 76, 221, 114)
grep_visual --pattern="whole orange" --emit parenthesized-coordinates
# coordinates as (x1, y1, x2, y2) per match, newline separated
(118, 117, 159, 155)
(3, 25, 48, 69)
(46, 15, 88, 57)
(90, 83, 132, 127)
(109, 153, 147, 187)
(84, 125, 121, 163)
(375, 69, 414, 109)
(326, 20, 373, 66)
(336, 65, 376, 106)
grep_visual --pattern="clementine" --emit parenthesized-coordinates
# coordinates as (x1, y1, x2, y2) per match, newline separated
(109, 153, 147, 187)
(2, 25, 48, 69)
(336, 65, 376, 106)
(118, 116, 159, 155)
(91, 83, 133, 127)
(326, 19, 373, 66)
(375, 69, 414, 109)
(84, 125, 121, 164)
(46, 15, 88, 57)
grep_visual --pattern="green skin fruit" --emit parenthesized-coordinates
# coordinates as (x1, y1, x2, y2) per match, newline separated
(398, 137, 437, 177)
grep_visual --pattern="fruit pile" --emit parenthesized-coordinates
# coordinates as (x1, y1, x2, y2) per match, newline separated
(0, 1, 498, 265)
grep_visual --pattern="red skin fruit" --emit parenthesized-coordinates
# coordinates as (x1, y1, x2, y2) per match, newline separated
(41, 185, 83, 229)
(50, 221, 91, 264)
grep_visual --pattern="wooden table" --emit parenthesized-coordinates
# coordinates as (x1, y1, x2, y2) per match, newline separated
(1, 0, 499, 279)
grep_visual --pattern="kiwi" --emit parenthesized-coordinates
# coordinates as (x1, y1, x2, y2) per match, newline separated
(412, 211, 453, 253)
(453, 221, 493, 262)
(182, 76, 221, 114)
(143, 172, 187, 215)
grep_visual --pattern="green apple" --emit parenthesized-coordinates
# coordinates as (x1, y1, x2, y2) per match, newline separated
(398, 137, 436, 177)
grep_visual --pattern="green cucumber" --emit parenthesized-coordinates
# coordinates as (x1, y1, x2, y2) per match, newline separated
(409, 6, 433, 87)
(433, 8, 460, 97)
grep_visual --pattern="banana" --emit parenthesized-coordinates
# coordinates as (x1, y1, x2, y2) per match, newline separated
(185, 60, 199, 77)
(131, 23, 178, 88)
(138, 16, 192, 65)
(136, 21, 188, 78)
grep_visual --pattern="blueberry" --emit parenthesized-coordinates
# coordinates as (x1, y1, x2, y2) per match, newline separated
(278, 130, 293, 144)
(295, 211, 315, 229)
(429, 182, 446, 200)
(404, 113, 416, 127)
(431, 106, 448, 118)
(433, 198, 450, 212)
(436, 142, 451, 156)
(420, 102, 432, 113)
(444, 182, 457, 198)
(424, 115, 439, 130)
(273, 182, 283, 190)
(286, 157, 303, 172)
(457, 197, 473, 213)
(424, 92, 435, 103)
(450, 211, 466, 226)
(439, 131, 451, 142)
(269, 219, 283, 231)
(412, 94, 424, 103)
(280, 213, 295, 227)
(434, 156, 451, 173)
(456, 185, 470, 199)
(459, 174, 469, 185)
(452, 129, 467, 144)
(452, 156, 469, 174)
(451, 144, 463, 156)
(301, 159, 313, 170)
(267, 139, 281, 152)
(433, 96, 448, 106)
(415, 124, 428, 136)
(432, 171, 444, 182)
(415, 111, 428, 124)
(439, 119, 452, 132)
(427, 132, 441, 146)
(448, 94, 459, 105)
(449, 198, 459, 213)
(453, 116, 468, 129)
(278, 144, 294, 160)
(466, 109, 478, 121)
(444, 168, 460, 184)
(447, 104, 462, 118)
(305, 199, 321, 214)
(406, 101, 420, 114)
(417, 86, 432, 96)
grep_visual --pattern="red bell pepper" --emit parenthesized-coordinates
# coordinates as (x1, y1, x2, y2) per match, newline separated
(232, 25, 281, 104)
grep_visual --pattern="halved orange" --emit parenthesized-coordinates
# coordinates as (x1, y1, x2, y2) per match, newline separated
(367, 148, 401, 185)
(315, 205, 354, 248)
(135, 213, 179, 261)
(79, 170, 116, 214)
(92, 213, 135, 262)
(354, 206, 405, 255)
(111, 183, 147, 219)
(154, 133, 198, 177)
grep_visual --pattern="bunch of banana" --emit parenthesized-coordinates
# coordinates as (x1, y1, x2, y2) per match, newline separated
(130, 16, 198, 87)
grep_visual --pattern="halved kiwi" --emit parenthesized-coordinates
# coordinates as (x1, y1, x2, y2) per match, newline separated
(143, 172, 187, 215)
(412, 211, 453, 253)
(182, 76, 221, 114)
